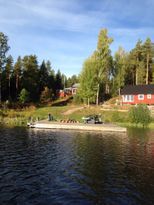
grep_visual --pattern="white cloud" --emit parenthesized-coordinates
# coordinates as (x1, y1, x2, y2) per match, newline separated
(0, 0, 106, 32)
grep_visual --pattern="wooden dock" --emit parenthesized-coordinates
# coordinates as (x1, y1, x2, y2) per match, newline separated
(28, 121, 126, 133)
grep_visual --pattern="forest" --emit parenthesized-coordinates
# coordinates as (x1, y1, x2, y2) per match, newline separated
(79, 29, 154, 105)
(0, 32, 78, 104)
(0, 30, 154, 105)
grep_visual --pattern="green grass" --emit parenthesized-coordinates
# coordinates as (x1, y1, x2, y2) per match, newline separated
(0, 105, 75, 126)
(32, 106, 69, 120)
(117, 121, 154, 129)
(1, 104, 154, 128)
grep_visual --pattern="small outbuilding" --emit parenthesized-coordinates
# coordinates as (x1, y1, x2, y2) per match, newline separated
(57, 83, 80, 98)
(121, 84, 154, 105)
(71, 83, 80, 95)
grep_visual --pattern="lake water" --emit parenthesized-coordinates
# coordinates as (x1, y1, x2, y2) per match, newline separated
(0, 127, 154, 205)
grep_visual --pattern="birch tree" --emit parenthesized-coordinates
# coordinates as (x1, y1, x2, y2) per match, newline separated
(79, 57, 97, 106)
(114, 47, 127, 95)
(95, 29, 113, 105)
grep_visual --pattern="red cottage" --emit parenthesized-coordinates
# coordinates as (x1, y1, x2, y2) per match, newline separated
(121, 85, 154, 105)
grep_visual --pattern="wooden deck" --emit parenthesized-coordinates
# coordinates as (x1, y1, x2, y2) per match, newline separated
(28, 120, 127, 133)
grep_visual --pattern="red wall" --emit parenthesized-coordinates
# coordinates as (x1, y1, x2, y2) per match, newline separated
(58, 91, 65, 98)
(122, 94, 154, 105)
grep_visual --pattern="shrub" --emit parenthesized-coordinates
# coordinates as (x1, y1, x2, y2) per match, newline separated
(73, 94, 83, 104)
(128, 104, 151, 127)
(19, 88, 30, 104)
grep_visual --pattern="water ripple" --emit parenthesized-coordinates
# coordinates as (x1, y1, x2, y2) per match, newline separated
(0, 127, 154, 205)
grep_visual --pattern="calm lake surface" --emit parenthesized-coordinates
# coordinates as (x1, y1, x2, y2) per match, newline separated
(0, 127, 154, 205)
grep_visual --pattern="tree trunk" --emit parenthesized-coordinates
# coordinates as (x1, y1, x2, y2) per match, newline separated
(146, 53, 149, 84)
(136, 67, 138, 85)
(0, 73, 1, 103)
(118, 88, 121, 96)
(87, 97, 90, 107)
(96, 83, 100, 106)
(8, 75, 10, 100)
(16, 75, 19, 99)
(16, 75, 19, 90)
(136, 57, 138, 85)
(105, 83, 109, 94)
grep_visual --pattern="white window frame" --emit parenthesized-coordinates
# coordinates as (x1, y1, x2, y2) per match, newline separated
(129, 95, 134, 102)
(138, 94, 144, 100)
(147, 94, 152, 99)
(123, 95, 134, 102)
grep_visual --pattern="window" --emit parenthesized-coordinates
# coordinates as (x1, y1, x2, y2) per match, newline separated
(138, 94, 144, 100)
(123, 95, 134, 102)
(147, 94, 151, 99)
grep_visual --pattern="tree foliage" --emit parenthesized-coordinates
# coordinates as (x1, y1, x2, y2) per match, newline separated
(14, 56, 22, 96)
(39, 60, 50, 93)
(113, 47, 128, 95)
(79, 30, 154, 104)
(19, 88, 30, 104)
(79, 29, 113, 105)
(79, 57, 97, 105)
(128, 104, 151, 127)
(40, 87, 53, 103)
(2, 55, 13, 100)
(0, 30, 154, 105)
(0, 32, 10, 102)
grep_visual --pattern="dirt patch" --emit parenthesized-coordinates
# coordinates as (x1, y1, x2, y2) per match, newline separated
(63, 107, 84, 115)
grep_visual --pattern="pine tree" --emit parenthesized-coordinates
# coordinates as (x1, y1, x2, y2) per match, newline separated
(0, 32, 10, 102)
(14, 56, 22, 98)
(22, 55, 39, 101)
(5, 55, 13, 100)
(55, 70, 63, 91)
(39, 60, 49, 93)
(133, 40, 144, 85)
(143, 38, 153, 84)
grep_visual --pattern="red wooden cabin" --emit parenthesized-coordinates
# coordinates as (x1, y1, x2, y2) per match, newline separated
(121, 85, 154, 105)
(57, 83, 80, 98)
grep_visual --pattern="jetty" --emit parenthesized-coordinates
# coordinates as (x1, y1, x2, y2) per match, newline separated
(28, 120, 126, 133)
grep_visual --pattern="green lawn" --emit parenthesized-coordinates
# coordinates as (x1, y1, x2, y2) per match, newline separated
(1, 104, 154, 128)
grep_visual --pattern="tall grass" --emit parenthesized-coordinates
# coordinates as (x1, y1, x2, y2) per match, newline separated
(0, 105, 70, 126)
(3, 104, 153, 128)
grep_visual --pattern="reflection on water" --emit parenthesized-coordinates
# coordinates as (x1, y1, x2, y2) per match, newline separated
(0, 127, 154, 205)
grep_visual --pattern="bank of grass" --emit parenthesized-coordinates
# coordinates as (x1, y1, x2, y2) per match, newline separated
(118, 121, 154, 129)
(68, 107, 129, 123)
(1, 104, 154, 128)
(0, 106, 70, 126)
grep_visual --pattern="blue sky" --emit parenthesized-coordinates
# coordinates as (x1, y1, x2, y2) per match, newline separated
(0, 0, 154, 76)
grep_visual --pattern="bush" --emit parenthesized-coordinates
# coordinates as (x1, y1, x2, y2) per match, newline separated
(128, 104, 151, 127)
(19, 88, 30, 104)
(73, 94, 83, 104)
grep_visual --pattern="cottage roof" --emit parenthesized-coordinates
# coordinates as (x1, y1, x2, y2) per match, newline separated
(121, 84, 154, 95)
(72, 83, 80, 88)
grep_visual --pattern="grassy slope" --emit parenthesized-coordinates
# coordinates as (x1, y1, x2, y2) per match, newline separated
(0, 104, 129, 126)
(0, 106, 68, 126)
(1, 102, 154, 128)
